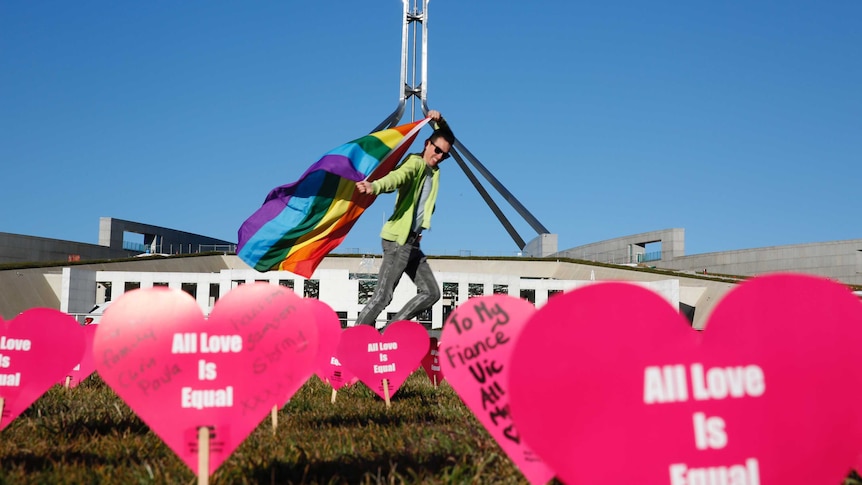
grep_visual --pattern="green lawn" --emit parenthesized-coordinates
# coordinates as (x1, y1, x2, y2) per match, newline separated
(0, 372, 858, 484)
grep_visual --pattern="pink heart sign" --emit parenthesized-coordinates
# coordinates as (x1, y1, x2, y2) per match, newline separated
(60, 323, 98, 388)
(337, 320, 429, 401)
(322, 355, 356, 391)
(421, 337, 444, 386)
(307, 298, 344, 382)
(0, 308, 86, 430)
(93, 284, 318, 476)
(440, 295, 555, 485)
(509, 274, 862, 485)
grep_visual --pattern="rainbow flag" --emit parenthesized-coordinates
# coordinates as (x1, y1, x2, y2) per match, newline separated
(237, 118, 430, 277)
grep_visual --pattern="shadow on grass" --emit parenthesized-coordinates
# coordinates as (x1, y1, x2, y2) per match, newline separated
(75, 418, 153, 438)
(0, 450, 128, 471)
(18, 407, 152, 439)
(250, 451, 459, 484)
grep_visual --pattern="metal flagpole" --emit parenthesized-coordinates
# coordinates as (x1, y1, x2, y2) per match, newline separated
(375, 0, 551, 251)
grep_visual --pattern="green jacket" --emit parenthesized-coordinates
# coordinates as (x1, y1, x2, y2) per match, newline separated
(370, 153, 440, 245)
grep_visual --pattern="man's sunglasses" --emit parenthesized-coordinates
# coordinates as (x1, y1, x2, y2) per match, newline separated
(429, 141, 450, 160)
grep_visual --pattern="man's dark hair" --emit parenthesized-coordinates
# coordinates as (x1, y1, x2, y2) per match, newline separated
(429, 125, 455, 146)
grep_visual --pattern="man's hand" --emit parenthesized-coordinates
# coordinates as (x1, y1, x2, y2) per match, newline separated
(427, 110, 443, 123)
(356, 180, 373, 194)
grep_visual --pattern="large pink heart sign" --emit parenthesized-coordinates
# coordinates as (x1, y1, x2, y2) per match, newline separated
(420, 337, 444, 386)
(60, 323, 98, 388)
(337, 320, 429, 401)
(0, 308, 86, 430)
(509, 274, 862, 485)
(439, 295, 554, 485)
(94, 284, 318, 477)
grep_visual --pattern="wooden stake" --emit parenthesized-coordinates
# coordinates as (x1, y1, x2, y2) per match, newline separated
(330, 388, 337, 404)
(270, 405, 278, 435)
(433, 375, 437, 388)
(0, 397, 5, 428)
(383, 379, 391, 408)
(197, 426, 210, 485)
(65, 376, 72, 389)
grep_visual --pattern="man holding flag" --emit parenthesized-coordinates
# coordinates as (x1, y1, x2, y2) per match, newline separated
(354, 110, 454, 329)
(238, 113, 441, 278)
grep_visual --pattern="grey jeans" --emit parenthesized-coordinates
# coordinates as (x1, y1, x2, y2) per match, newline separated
(355, 236, 441, 327)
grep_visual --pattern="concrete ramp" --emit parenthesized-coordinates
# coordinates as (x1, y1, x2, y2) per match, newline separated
(0, 267, 62, 319)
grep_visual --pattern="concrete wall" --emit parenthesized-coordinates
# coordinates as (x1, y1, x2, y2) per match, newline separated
(523, 233, 558, 257)
(556, 228, 685, 265)
(555, 230, 862, 286)
(60, 267, 98, 315)
(1, 218, 237, 266)
(654, 239, 862, 285)
(0, 266, 62, 318)
(0, 232, 133, 265)
(98, 217, 235, 253)
(5, 254, 699, 328)
(78, 267, 680, 330)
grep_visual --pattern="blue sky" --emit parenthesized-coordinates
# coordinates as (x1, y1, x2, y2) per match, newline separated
(2, 1, 860, 259)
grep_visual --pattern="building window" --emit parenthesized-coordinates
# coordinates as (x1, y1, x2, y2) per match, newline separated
(303, 279, 319, 299)
(209, 283, 220, 306)
(97, 282, 112, 302)
(443, 282, 459, 302)
(352, 273, 377, 305)
(468, 283, 484, 298)
(125, 281, 141, 292)
(358, 280, 377, 305)
(336, 311, 348, 328)
(493, 284, 508, 295)
(442, 282, 459, 326)
(548, 289, 563, 299)
(182, 283, 197, 299)
(520, 289, 536, 304)
(154, 282, 169, 287)
(416, 308, 432, 327)
(279, 279, 294, 290)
